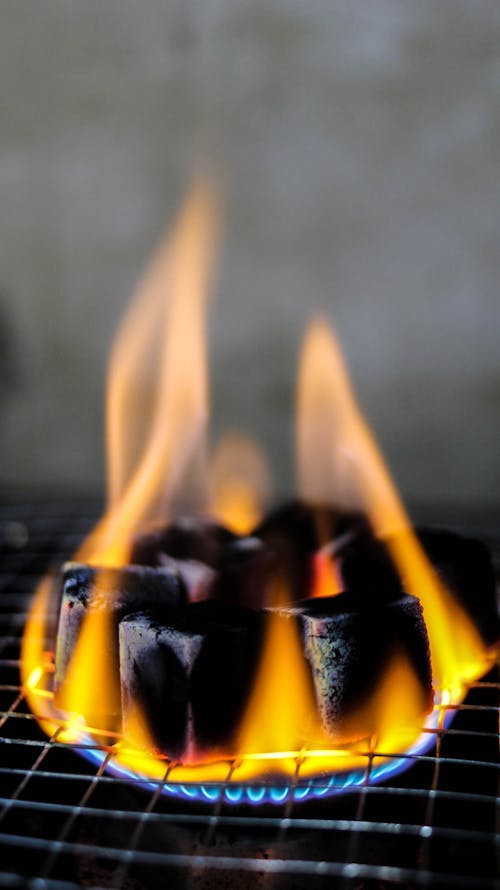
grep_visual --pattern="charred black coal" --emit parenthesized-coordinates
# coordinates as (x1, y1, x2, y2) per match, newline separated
(130, 516, 236, 568)
(333, 521, 500, 646)
(54, 562, 184, 728)
(417, 528, 500, 647)
(131, 517, 275, 609)
(275, 592, 433, 738)
(119, 601, 263, 759)
(253, 500, 368, 601)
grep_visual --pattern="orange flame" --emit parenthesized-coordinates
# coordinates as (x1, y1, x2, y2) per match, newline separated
(236, 610, 323, 774)
(78, 180, 220, 567)
(297, 319, 487, 695)
(210, 432, 271, 534)
(296, 330, 344, 595)
(310, 548, 343, 598)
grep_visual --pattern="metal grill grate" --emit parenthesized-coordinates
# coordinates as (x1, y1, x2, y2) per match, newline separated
(0, 498, 498, 890)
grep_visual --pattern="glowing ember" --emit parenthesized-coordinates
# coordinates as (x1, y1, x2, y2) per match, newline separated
(21, 182, 497, 804)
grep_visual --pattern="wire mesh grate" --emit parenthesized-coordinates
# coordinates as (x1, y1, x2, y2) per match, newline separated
(0, 497, 498, 889)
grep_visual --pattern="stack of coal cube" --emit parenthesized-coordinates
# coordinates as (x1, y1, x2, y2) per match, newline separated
(54, 502, 498, 761)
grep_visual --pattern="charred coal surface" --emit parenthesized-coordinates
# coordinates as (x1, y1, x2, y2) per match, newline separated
(119, 602, 264, 759)
(274, 591, 433, 738)
(417, 528, 500, 646)
(334, 531, 403, 599)
(254, 499, 368, 601)
(54, 562, 185, 726)
(119, 612, 195, 758)
(131, 517, 275, 608)
(335, 520, 500, 647)
(130, 516, 237, 568)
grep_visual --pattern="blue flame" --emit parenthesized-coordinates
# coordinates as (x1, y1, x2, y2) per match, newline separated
(77, 705, 454, 805)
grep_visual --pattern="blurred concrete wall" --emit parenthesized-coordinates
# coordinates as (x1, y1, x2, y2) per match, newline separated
(0, 1, 499, 507)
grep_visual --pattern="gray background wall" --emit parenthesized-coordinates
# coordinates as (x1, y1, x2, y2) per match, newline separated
(0, 1, 499, 509)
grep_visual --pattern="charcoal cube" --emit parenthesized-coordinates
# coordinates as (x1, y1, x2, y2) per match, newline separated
(131, 516, 275, 608)
(334, 529, 403, 600)
(54, 562, 185, 729)
(417, 528, 499, 647)
(254, 499, 367, 601)
(212, 536, 275, 608)
(336, 524, 499, 646)
(119, 601, 263, 760)
(275, 591, 433, 740)
(130, 516, 236, 568)
(156, 554, 217, 603)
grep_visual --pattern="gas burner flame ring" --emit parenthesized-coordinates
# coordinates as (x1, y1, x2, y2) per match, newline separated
(78, 704, 451, 805)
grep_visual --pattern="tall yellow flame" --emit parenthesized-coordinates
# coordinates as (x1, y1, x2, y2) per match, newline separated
(236, 609, 323, 770)
(78, 181, 220, 567)
(210, 432, 271, 534)
(297, 319, 487, 694)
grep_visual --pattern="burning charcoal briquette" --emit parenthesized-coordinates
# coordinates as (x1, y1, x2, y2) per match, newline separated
(334, 530, 403, 599)
(119, 601, 263, 760)
(152, 553, 217, 603)
(276, 591, 433, 739)
(131, 515, 275, 608)
(130, 516, 236, 568)
(254, 499, 368, 601)
(417, 528, 500, 647)
(54, 562, 185, 727)
(213, 536, 275, 608)
(336, 524, 499, 646)
(155, 533, 275, 609)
